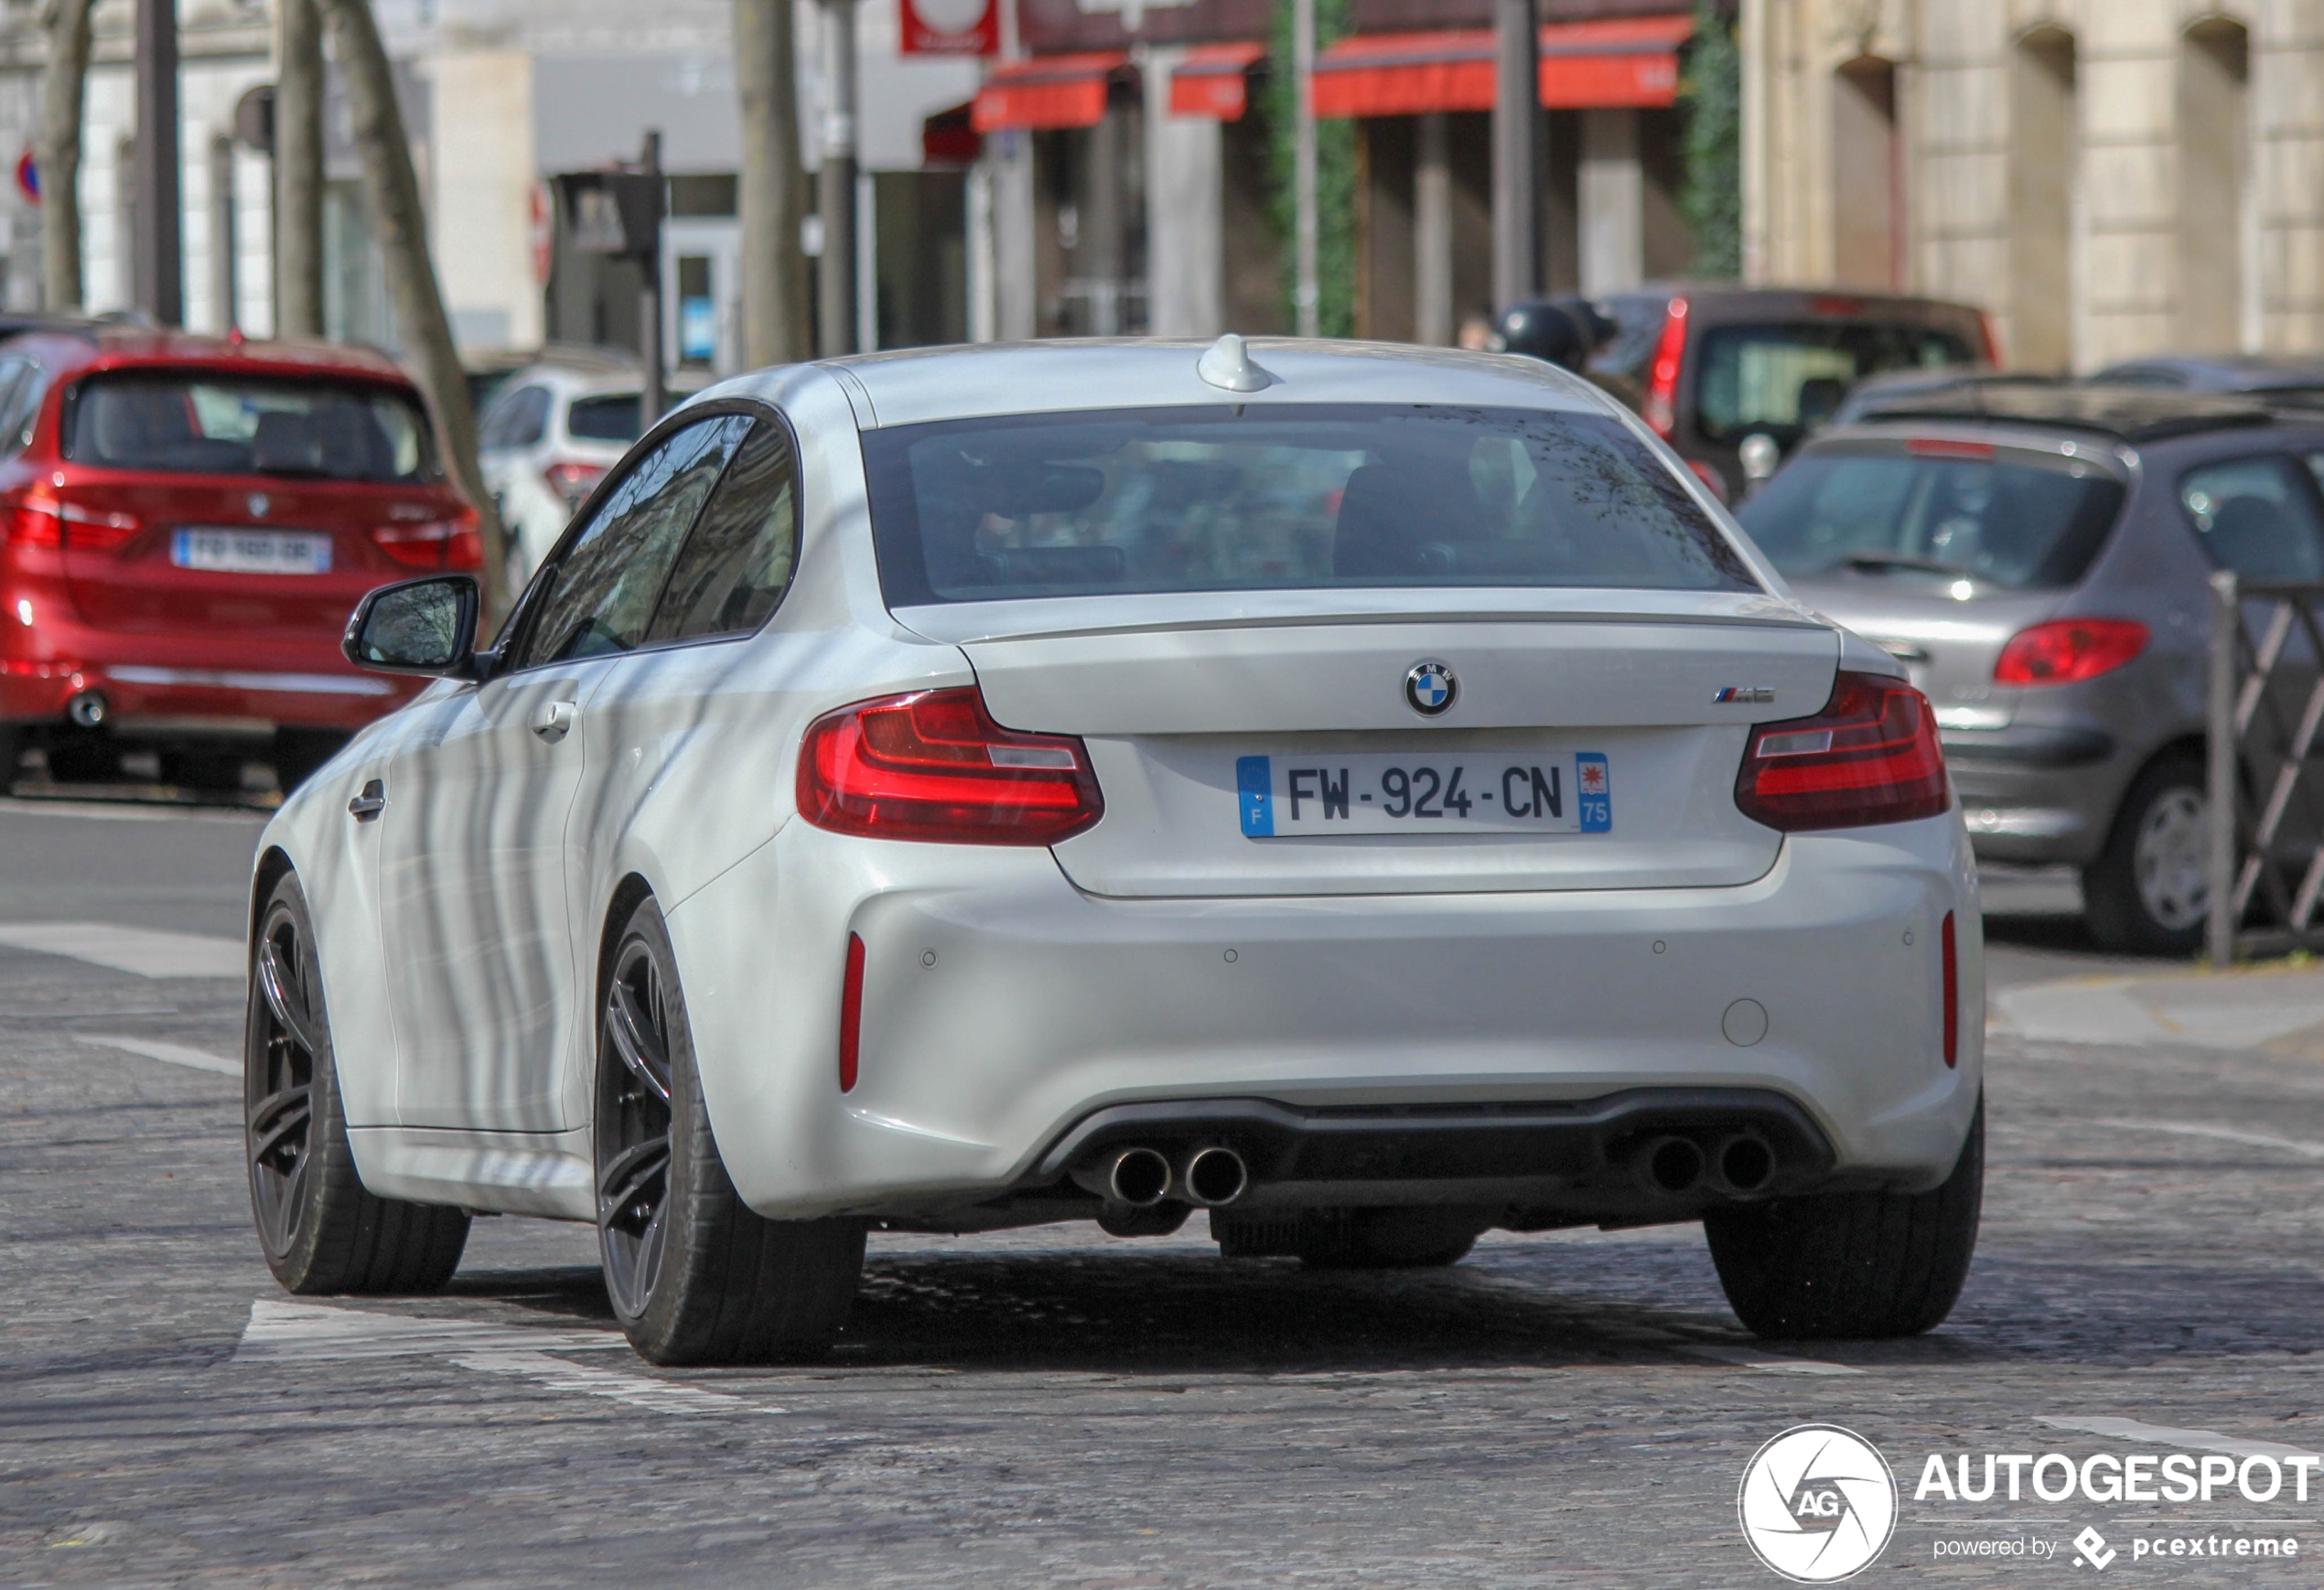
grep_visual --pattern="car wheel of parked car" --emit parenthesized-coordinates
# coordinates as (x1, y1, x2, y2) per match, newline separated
(2084, 758, 2209, 953)
(1295, 1207, 1490, 1269)
(247, 873, 470, 1293)
(43, 733, 113, 784)
(594, 898, 866, 1365)
(1702, 1098, 1982, 1339)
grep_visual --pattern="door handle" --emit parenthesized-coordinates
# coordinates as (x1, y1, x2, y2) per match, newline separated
(348, 779, 386, 822)
(530, 700, 577, 742)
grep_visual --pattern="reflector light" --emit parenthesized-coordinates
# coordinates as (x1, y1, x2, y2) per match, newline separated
(1992, 618, 2146, 687)
(1734, 671, 1951, 832)
(838, 932, 865, 1093)
(797, 687, 1103, 844)
(1941, 911, 1959, 1069)
(1642, 295, 1688, 438)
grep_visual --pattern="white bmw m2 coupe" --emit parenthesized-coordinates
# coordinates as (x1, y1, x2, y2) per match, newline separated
(244, 336, 1984, 1364)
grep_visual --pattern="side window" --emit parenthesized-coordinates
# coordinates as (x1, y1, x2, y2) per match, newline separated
(480, 384, 550, 450)
(645, 419, 799, 643)
(510, 414, 753, 670)
(2180, 454, 2324, 582)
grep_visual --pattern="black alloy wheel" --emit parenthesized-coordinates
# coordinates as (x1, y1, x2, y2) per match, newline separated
(245, 872, 468, 1293)
(596, 931, 677, 1321)
(591, 898, 866, 1364)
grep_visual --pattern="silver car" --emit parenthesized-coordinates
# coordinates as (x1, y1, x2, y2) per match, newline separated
(1739, 385, 2324, 951)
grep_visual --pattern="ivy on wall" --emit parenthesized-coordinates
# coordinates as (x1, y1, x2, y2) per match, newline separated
(1681, 0, 1743, 279)
(1266, 0, 1357, 337)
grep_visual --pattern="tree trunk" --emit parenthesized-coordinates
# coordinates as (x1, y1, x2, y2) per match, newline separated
(734, 0, 809, 367)
(274, 0, 325, 338)
(38, 0, 94, 311)
(316, 0, 514, 620)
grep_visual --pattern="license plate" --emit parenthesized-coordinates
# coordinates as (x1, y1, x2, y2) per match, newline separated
(1237, 752, 1611, 837)
(169, 528, 332, 576)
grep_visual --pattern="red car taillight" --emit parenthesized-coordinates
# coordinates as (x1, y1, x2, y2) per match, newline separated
(1641, 295, 1688, 438)
(0, 497, 135, 551)
(544, 460, 607, 512)
(1735, 671, 1950, 832)
(4, 497, 61, 549)
(797, 687, 1103, 844)
(371, 507, 483, 570)
(1992, 618, 2146, 687)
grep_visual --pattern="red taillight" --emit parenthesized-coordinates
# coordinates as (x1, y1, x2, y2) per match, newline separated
(4, 495, 136, 552)
(838, 932, 865, 1093)
(1735, 671, 1951, 832)
(1941, 910, 1958, 1068)
(371, 507, 483, 570)
(1978, 312, 2003, 367)
(5, 497, 61, 548)
(1906, 437, 1995, 460)
(798, 687, 1103, 844)
(544, 460, 607, 511)
(1993, 618, 2146, 687)
(1642, 295, 1688, 437)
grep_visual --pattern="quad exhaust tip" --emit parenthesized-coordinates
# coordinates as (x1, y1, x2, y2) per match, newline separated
(66, 691, 107, 728)
(1714, 1132, 1775, 1195)
(1105, 1145, 1173, 1208)
(1641, 1135, 1705, 1196)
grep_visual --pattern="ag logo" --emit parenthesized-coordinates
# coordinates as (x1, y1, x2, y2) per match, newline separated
(1737, 1424, 1897, 1583)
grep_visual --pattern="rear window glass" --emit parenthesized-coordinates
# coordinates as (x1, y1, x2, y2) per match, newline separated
(864, 403, 1757, 605)
(66, 372, 435, 483)
(2181, 454, 2324, 582)
(1738, 446, 2126, 589)
(567, 393, 641, 443)
(1695, 324, 1977, 445)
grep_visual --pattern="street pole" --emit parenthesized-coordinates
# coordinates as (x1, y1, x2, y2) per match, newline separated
(133, 0, 183, 327)
(1293, 0, 1318, 338)
(818, 0, 858, 357)
(640, 130, 667, 427)
(1491, 0, 1538, 313)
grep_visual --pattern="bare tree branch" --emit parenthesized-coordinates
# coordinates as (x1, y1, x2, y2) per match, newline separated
(275, 0, 325, 338)
(38, 0, 94, 311)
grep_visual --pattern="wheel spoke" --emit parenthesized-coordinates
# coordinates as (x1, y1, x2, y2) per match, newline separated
(248, 1084, 312, 1166)
(597, 1134, 670, 1228)
(605, 982, 672, 1101)
(257, 938, 323, 1058)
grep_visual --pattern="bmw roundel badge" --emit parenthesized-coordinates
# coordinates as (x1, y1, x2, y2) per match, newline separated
(1404, 661, 1457, 716)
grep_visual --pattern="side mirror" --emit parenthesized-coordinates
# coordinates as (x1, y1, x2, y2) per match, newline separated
(343, 575, 481, 678)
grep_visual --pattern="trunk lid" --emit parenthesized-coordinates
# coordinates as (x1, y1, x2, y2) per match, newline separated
(1791, 573, 2060, 731)
(913, 592, 1840, 898)
(56, 475, 466, 639)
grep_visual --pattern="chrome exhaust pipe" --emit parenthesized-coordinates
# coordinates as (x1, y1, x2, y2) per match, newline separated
(1712, 1132, 1775, 1195)
(1071, 1145, 1173, 1209)
(1179, 1145, 1248, 1208)
(1637, 1134, 1705, 1197)
(66, 690, 108, 728)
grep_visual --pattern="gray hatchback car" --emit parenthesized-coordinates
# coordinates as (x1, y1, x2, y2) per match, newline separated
(1737, 386, 2324, 951)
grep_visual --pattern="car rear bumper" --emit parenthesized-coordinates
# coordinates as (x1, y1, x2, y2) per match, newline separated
(665, 811, 1985, 1223)
(0, 651, 414, 733)
(1947, 737, 2141, 865)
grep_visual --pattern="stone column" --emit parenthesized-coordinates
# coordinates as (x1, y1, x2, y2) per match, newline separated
(1578, 107, 1642, 295)
(1145, 48, 1223, 338)
(1414, 112, 1452, 345)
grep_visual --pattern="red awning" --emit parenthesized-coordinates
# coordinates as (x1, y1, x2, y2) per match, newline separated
(972, 52, 1129, 133)
(1311, 15, 1691, 119)
(1170, 42, 1267, 121)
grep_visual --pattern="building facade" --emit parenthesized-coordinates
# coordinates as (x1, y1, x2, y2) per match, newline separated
(1744, 0, 2324, 371)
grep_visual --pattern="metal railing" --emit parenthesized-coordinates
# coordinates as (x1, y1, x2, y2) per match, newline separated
(2205, 570, 2324, 963)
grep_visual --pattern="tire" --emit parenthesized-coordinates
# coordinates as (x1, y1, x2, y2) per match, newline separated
(1295, 1207, 1490, 1270)
(1704, 1098, 1982, 1340)
(594, 897, 865, 1366)
(2084, 758, 2208, 954)
(0, 724, 22, 790)
(42, 732, 113, 784)
(246, 873, 470, 1294)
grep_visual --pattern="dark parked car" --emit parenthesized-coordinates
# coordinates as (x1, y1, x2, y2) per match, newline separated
(1737, 383, 2324, 951)
(1591, 285, 1995, 500)
(2088, 354, 2324, 402)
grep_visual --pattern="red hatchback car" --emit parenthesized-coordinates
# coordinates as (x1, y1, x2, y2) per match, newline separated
(0, 329, 479, 792)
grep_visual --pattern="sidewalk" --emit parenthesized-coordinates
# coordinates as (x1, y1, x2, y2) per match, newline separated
(1989, 961, 2324, 1049)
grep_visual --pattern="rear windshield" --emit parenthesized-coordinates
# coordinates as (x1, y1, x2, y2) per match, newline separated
(1695, 324, 1977, 445)
(66, 372, 436, 483)
(864, 403, 1757, 606)
(567, 393, 642, 443)
(1738, 446, 2126, 590)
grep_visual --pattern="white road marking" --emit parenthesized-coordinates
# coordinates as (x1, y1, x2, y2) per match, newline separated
(2039, 1416, 2322, 1463)
(0, 920, 242, 979)
(2093, 1118, 2324, 1161)
(236, 1298, 771, 1416)
(1673, 1343, 1863, 1376)
(74, 1033, 238, 1076)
